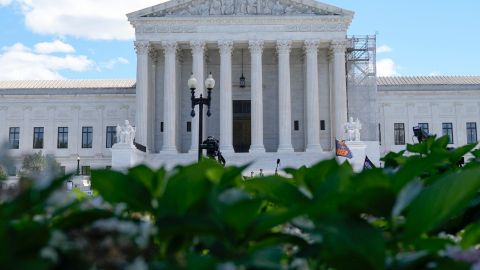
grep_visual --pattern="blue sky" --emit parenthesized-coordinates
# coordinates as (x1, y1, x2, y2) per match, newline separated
(0, 0, 478, 80)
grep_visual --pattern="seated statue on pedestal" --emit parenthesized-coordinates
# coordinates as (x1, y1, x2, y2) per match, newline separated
(116, 120, 136, 146)
(344, 117, 362, 142)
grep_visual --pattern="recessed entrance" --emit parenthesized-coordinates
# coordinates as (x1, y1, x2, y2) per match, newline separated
(233, 100, 251, 153)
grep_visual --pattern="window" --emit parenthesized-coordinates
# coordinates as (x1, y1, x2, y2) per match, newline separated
(105, 165, 112, 170)
(442, 123, 454, 144)
(187, 121, 191, 132)
(81, 166, 91, 175)
(294, 120, 299, 131)
(7, 165, 16, 177)
(33, 127, 44, 149)
(320, 120, 326, 131)
(467, 122, 477, 144)
(379, 123, 382, 146)
(160, 122, 164, 133)
(8, 127, 20, 149)
(57, 127, 68, 149)
(394, 123, 405, 145)
(82, 126, 93, 148)
(106, 126, 117, 148)
(418, 123, 429, 135)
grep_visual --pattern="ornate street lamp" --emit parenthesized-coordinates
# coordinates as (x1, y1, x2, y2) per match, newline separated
(189, 72, 215, 162)
(76, 156, 80, 176)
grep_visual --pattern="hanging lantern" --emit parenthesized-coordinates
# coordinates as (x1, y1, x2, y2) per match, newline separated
(240, 49, 246, 88)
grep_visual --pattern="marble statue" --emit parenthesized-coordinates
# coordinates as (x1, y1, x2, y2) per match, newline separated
(344, 117, 362, 141)
(116, 120, 136, 145)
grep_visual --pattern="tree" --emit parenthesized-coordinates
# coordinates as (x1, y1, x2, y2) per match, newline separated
(19, 151, 62, 179)
(0, 166, 6, 180)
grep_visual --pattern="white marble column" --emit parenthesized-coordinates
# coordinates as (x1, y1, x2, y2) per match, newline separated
(189, 40, 206, 153)
(331, 40, 348, 140)
(304, 40, 323, 152)
(148, 49, 158, 153)
(249, 40, 266, 153)
(134, 41, 150, 148)
(161, 41, 178, 153)
(276, 40, 294, 153)
(218, 40, 234, 153)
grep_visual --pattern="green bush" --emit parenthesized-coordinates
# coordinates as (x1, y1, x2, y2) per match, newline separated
(1, 136, 480, 269)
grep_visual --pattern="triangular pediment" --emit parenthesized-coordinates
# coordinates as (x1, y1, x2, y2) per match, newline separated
(128, 0, 353, 19)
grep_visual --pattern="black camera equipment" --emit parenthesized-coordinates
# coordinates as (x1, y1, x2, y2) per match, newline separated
(202, 136, 226, 166)
(413, 126, 430, 143)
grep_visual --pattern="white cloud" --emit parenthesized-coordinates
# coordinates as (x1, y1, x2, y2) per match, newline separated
(97, 57, 129, 71)
(377, 45, 392, 54)
(0, 42, 93, 80)
(376, 58, 399, 77)
(15, 0, 162, 40)
(34, 40, 75, 54)
(0, 0, 12, 6)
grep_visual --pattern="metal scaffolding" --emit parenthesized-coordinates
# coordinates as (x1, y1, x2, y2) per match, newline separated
(345, 35, 378, 141)
(347, 35, 377, 85)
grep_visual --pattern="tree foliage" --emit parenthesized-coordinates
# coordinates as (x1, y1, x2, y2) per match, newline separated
(19, 151, 62, 179)
(0, 136, 480, 269)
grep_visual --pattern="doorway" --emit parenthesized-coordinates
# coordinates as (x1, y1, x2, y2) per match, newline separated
(233, 100, 251, 153)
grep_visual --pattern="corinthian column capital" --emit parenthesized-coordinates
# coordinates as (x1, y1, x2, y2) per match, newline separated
(134, 41, 150, 55)
(218, 40, 234, 55)
(330, 39, 349, 54)
(190, 40, 206, 55)
(248, 40, 264, 54)
(276, 40, 292, 54)
(304, 40, 320, 54)
(162, 40, 178, 55)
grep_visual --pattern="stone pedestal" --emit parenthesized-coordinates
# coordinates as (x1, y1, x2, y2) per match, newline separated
(111, 143, 145, 171)
(339, 141, 367, 172)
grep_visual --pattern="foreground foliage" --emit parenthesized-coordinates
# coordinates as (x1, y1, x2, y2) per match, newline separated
(1, 136, 480, 269)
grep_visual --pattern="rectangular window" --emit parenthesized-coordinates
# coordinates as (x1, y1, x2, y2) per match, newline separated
(81, 166, 91, 176)
(418, 123, 429, 135)
(57, 127, 68, 149)
(294, 120, 299, 131)
(320, 120, 325, 131)
(187, 121, 191, 132)
(7, 165, 16, 176)
(33, 127, 44, 149)
(82, 126, 93, 148)
(442, 123, 454, 144)
(160, 122, 164, 133)
(106, 126, 117, 148)
(8, 127, 20, 149)
(394, 123, 405, 145)
(467, 122, 477, 144)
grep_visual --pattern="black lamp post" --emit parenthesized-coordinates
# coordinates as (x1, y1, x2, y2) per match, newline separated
(188, 72, 215, 162)
(76, 156, 80, 176)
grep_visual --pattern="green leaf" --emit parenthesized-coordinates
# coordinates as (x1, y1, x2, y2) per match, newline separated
(404, 166, 480, 240)
(318, 217, 385, 270)
(51, 209, 114, 230)
(157, 162, 214, 217)
(392, 179, 423, 217)
(461, 221, 480, 248)
(91, 169, 152, 211)
(221, 198, 263, 233)
(244, 176, 310, 206)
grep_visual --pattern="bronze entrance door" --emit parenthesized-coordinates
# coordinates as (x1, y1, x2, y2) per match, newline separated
(233, 100, 251, 153)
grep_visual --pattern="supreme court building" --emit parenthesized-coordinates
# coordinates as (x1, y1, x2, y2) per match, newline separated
(1, 0, 480, 174)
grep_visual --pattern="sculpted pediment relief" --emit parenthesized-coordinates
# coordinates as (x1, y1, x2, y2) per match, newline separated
(141, 0, 342, 17)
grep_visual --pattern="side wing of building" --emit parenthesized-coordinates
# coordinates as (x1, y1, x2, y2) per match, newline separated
(0, 80, 136, 175)
(378, 76, 480, 155)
